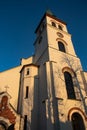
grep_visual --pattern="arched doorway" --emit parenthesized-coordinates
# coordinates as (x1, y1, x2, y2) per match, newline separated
(71, 112, 85, 130)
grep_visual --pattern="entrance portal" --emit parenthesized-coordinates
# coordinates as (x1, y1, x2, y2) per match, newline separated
(72, 112, 85, 130)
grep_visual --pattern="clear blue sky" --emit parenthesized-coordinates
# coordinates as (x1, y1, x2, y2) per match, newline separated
(0, 0, 87, 71)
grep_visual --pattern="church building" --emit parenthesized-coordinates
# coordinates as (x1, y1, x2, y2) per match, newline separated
(0, 10, 87, 130)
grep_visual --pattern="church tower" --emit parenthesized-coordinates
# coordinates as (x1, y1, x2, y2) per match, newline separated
(32, 10, 87, 130)
(1, 10, 87, 130)
(17, 10, 87, 130)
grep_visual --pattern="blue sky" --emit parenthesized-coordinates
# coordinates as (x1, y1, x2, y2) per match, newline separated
(0, 0, 87, 71)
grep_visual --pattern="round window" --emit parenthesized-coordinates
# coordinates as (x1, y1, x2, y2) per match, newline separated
(57, 32, 64, 38)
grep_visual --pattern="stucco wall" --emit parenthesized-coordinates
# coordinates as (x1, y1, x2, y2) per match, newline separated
(0, 66, 22, 110)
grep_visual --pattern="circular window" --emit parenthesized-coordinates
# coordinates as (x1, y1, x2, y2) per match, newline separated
(57, 32, 64, 38)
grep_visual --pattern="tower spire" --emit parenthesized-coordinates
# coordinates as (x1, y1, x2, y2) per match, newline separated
(46, 9, 53, 15)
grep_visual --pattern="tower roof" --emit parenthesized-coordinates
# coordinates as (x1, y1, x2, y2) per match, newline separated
(46, 9, 53, 15)
(35, 10, 67, 33)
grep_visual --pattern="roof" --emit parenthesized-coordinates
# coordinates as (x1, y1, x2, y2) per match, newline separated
(20, 63, 39, 73)
(35, 10, 67, 33)
(0, 91, 11, 98)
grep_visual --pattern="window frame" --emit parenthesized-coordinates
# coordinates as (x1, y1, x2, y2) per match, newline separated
(51, 22, 56, 27)
(25, 86, 29, 98)
(64, 71, 76, 99)
(26, 68, 30, 75)
(58, 41, 66, 53)
(23, 115, 27, 130)
(58, 25, 63, 30)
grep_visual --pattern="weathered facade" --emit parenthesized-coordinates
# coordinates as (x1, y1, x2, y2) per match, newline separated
(0, 11, 87, 130)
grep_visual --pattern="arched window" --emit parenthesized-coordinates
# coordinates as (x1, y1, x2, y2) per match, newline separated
(51, 22, 56, 27)
(58, 25, 63, 30)
(58, 41, 66, 53)
(72, 113, 85, 130)
(64, 71, 76, 99)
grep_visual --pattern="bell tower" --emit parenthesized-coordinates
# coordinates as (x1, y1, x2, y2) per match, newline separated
(33, 11, 87, 130)
(34, 10, 77, 64)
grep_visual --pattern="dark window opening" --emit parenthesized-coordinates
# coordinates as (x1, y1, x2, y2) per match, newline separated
(58, 25, 63, 30)
(42, 100, 45, 103)
(39, 23, 45, 35)
(52, 22, 56, 27)
(42, 23, 45, 29)
(64, 71, 76, 99)
(25, 86, 29, 98)
(72, 113, 85, 130)
(26, 68, 29, 75)
(58, 41, 66, 53)
(39, 36, 42, 44)
(23, 115, 27, 130)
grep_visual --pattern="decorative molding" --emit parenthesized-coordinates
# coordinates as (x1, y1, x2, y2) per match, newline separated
(0, 95, 16, 124)
(68, 107, 87, 121)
